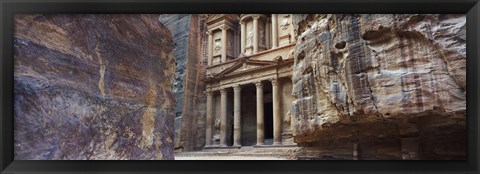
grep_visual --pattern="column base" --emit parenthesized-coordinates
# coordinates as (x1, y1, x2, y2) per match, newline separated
(255, 143, 265, 146)
(254, 144, 297, 148)
(272, 142, 283, 146)
(203, 145, 241, 149)
(232, 144, 242, 148)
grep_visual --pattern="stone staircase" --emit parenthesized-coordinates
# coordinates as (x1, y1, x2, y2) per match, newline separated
(175, 145, 301, 160)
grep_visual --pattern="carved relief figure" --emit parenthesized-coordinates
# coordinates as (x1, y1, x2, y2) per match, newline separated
(228, 39, 233, 55)
(259, 26, 264, 45)
(213, 117, 221, 143)
(280, 15, 290, 30)
(246, 30, 253, 46)
(214, 38, 221, 54)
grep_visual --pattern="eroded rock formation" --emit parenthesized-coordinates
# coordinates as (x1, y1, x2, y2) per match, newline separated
(159, 14, 209, 151)
(14, 14, 176, 160)
(291, 14, 466, 160)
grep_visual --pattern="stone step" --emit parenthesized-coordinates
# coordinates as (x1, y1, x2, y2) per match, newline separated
(175, 146, 299, 159)
(175, 152, 292, 158)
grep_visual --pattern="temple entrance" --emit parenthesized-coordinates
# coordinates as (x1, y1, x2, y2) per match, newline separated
(264, 102, 273, 145)
(240, 84, 257, 146)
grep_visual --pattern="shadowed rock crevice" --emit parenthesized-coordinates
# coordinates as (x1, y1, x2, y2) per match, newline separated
(159, 14, 208, 151)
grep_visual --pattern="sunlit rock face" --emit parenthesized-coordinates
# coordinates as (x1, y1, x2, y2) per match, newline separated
(291, 14, 466, 160)
(14, 14, 176, 160)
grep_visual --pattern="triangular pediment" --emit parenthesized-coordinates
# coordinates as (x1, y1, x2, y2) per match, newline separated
(214, 59, 276, 78)
(207, 14, 240, 24)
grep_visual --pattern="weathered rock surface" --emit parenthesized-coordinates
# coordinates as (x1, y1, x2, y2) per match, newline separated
(159, 14, 192, 149)
(291, 14, 466, 160)
(14, 14, 176, 160)
(159, 14, 208, 151)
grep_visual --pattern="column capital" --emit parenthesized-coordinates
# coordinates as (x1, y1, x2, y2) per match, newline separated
(206, 30, 213, 35)
(271, 79, 279, 86)
(220, 88, 227, 95)
(255, 81, 263, 88)
(252, 15, 261, 20)
(240, 20, 245, 25)
(233, 84, 241, 92)
(205, 90, 213, 96)
(220, 25, 230, 31)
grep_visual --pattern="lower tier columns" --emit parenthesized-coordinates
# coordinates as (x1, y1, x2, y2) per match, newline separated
(272, 79, 282, 145)
(205, 91, 213, 147)
(255, 81, 265, 145)
(233, 85, 242, 146)
(219, 88, 228, 147)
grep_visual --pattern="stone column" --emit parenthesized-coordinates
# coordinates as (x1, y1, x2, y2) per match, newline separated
(207, 30, 213, 65)
(252, 15, 259, 54)
(220, 88, 228, 147)
(221, 26, 228, 63)
(240, 21, 246, 54)
(255, 81, 265, 145)
(233, 85, 242, 147)
(265, 19, 270, 48)
(205, 90, 214, 147)
(353, 143, 359, 160)
(271, 79, 282, 145)
(271, 14, 278, 48)
(234, 30, 239, 57)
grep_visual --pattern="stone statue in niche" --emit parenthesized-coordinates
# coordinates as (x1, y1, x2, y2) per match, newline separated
(280, 15, 290, 30)
(259, 26, 264, 45)
(246, 29, 253, 46)
(228, 39, 233, 55)
(213, 117, 221, 144)
(214, 38, 221, 54)
(214, 117, 220, 134)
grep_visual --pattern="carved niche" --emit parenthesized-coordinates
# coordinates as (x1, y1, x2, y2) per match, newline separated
(214, 38, 222, 55)
(258, 25, 264, 45)
(246, 29, 253, 47)
(280, 15, 290, 30)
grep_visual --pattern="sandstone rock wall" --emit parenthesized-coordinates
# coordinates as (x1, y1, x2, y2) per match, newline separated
(160, 14, 208, 151)
(291, 14, 466, 160)
(14, 14, 176, 160)
(159, 14, 192, 149)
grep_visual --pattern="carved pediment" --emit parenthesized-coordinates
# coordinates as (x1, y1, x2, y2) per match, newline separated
(214, 58, 276, 78)
(207, 14, 240, 24)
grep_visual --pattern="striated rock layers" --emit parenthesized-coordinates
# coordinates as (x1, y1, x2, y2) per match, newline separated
(159, 14, 209, 151)
(291, 14, 466, 160)
(14, 14, 176, 160)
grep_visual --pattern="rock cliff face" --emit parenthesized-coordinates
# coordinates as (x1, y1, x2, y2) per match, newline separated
(14, 14, 176, 160)
(159, 14, 208, 151)
(291, 14, 466, 160)
(159, 14, 192, 150)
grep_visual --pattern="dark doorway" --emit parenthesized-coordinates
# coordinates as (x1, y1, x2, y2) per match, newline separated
(264, 102, 273, 142)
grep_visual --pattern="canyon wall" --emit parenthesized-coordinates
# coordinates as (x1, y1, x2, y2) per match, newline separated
(160, 14, 209, 151)
(14, 14, 176, 160)
(159, 14, 192, 150)
(291, 14, 466, 160)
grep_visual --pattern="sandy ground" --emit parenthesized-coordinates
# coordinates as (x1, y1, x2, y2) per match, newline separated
(175, 156, 288, 160)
